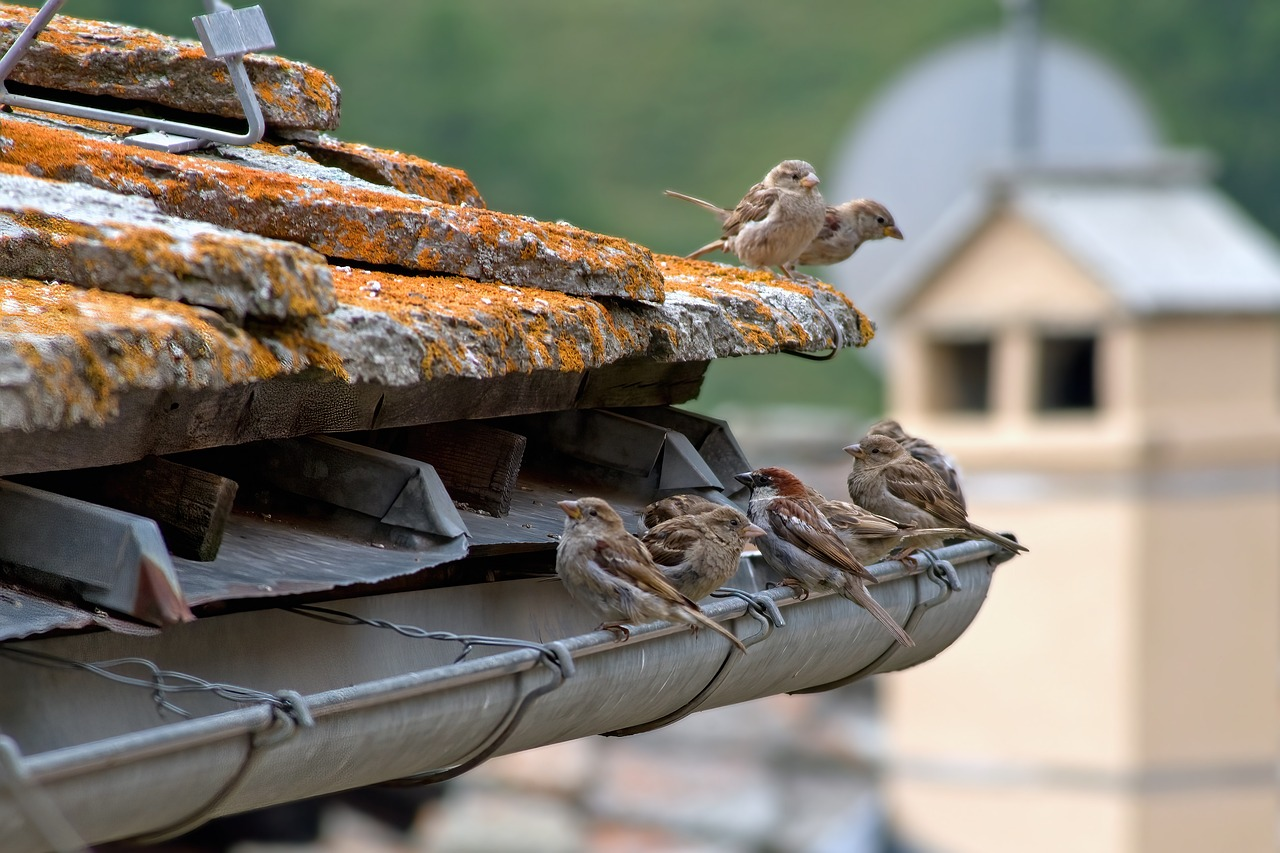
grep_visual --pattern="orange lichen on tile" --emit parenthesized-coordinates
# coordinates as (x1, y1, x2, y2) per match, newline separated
(285, 136, 486, 208)
(657, 254, 873, 350)
(0, 277, 287, 426)
(328, 267, 625, 379)
(0, 117, 661, 300)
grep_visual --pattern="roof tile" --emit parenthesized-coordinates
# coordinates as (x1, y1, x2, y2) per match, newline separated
(280, 133, 485, 208)
(0, 3, 341, 131)
(0, 170, 335, 321)
(0, 114, 664, 301)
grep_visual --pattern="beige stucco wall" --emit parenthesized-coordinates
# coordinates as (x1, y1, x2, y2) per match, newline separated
(881, 204, 1280, 853)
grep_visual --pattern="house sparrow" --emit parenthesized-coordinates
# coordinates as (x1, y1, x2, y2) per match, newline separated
(665, 159, 826, 279)
(641, 504, 766, 601)
(556, 498, 747, 653)
(866, 418, 966, 511)
(845, 435, 1027, 554)
(639, 493, 725, 533)
(796, 199, 903, 267)
(815, 497, 964, 566)
(734, 467, 915, 647)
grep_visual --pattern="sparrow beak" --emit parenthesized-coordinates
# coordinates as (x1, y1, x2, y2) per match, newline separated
(884, 225, 904, 240)
(800, 173, 820, 189)
(556, 500, 582, 519)
(843, 443, 864, 459)
(733, 472, 754, 487)
(743, 523, 767, 540)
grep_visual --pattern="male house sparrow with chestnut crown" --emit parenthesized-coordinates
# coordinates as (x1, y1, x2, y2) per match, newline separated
(796, 199, 903, 268)
(665, 159, 826, 279)
(734, 467, 915, 647)
(866, 418, 966, 511)
(556, 497, 747, 653)
(845, 435, 1028, 554)
(641, 504, 766, 601)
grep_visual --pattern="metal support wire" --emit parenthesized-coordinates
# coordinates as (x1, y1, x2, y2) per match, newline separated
(285, 604, 576, 786)
(783, 296, 844, 361)
(0, 647, 307, 721)
(0, 647, 315, 845)
(0, 0, 273, 152)
(789, 552, 957, 695)
(128, 690, 313, 844)
(712, 587, 786, 628)
(603, 592, 779, 737)
(0, 736, 86, 853)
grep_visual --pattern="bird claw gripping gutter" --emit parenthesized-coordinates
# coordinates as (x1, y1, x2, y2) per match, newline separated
(0, 0, 273, 152)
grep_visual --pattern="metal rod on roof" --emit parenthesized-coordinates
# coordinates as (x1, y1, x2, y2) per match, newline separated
(1003, 0, 1042, 161)
(0, 0, 66, 84)
(0, 1, 274, 152)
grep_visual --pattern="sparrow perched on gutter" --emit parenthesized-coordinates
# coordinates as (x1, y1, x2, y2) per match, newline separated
(641, 504, 765, 601)
(845, 435, 1027, 554)
(555, 497, 747, 653)
(665, 159, 826, 279)
(865, 418, 966, 511)
(812, 495, 964, 566)
(796, 199, 903, 267)
(735, 467, 916, 647)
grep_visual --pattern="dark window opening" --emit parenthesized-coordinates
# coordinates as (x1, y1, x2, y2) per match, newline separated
(927, 339, 991, 413)
(1038, 335, 1097, 411)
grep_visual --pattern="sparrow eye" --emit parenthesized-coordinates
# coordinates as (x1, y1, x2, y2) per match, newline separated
(588, 509, 598, 517)
(876, 216, 886, 224)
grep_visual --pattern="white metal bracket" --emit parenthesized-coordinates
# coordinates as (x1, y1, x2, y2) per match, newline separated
(0, 0, 274, 152)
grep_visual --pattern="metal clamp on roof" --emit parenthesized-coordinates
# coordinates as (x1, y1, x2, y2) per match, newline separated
(0, 0, 274, 152)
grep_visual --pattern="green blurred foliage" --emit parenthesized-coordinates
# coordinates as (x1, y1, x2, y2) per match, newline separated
(61, 1, 1280, 418)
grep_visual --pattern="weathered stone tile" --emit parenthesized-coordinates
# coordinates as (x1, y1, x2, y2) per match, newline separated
(0, 115, 663, 301)
(279, 132, 485, 208)
(0, 278, 287, 431)
(0, 171, 335, 321)
(0, 3, 340, 131)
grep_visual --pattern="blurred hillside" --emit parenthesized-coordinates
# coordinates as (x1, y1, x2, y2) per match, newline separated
(66, 1, 1280, 417)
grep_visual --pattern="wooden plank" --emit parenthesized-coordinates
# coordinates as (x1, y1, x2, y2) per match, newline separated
(0, 362, 709, 477)
(365, 423, 526, 518)
(24, 457, 238, 562)
(372, 371, 587, 430)
(576, 359, 708, 408)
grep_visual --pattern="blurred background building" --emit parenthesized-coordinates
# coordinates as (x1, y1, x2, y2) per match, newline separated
(63, 1, 1280, 850)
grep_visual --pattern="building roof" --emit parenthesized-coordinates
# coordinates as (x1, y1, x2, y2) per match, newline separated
(0, 8, 1015, 848)
(0, 3, 873, 636)
(882, 158, 1280, 318)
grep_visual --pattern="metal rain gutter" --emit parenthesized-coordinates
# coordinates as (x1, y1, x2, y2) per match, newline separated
(0, 540, 1012, 852)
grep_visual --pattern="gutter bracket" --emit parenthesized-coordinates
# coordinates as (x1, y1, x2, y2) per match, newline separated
(0, 736, 85, 853)
(0, 0, 273, 153)
(129, 690, 315, 844)
(383, 641, 575, 787)
(603, 598, 777, 737)
(789, 552, 957, 695)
